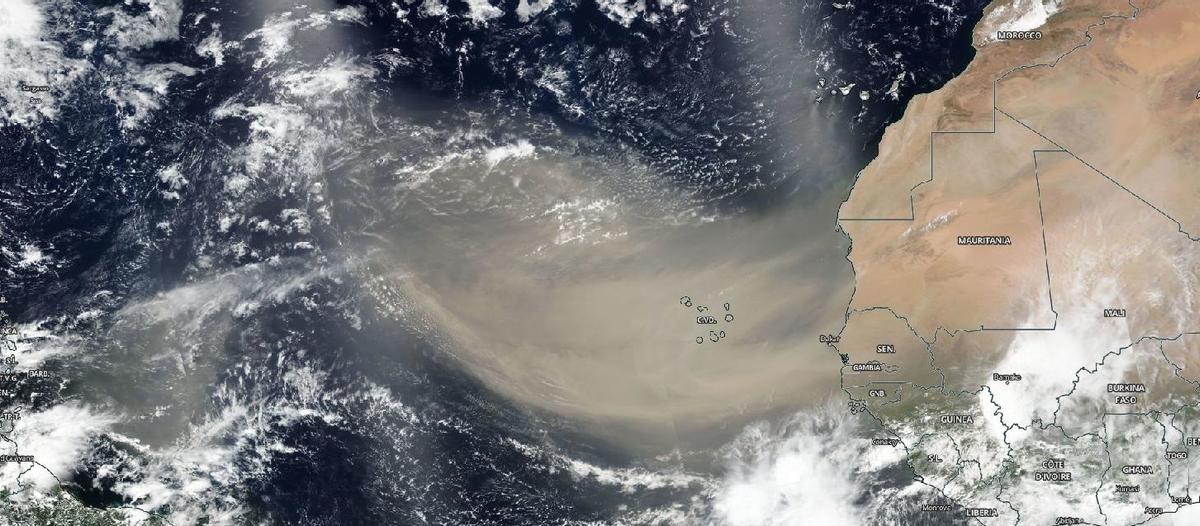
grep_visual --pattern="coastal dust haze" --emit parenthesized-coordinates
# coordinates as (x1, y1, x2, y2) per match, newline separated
(350, 149, 855, 449)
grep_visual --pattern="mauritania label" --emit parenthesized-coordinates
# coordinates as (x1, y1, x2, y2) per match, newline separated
(958, 235, 1012, 246)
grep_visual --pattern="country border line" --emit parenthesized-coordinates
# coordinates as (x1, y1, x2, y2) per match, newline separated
(995, 107, 1200, 242)
(838, 84, 999, 223)
(839, 0, 1140, 224)
(977, 147, 1064, 332)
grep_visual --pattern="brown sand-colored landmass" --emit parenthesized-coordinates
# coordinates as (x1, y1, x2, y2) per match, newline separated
(838, 308, 941, 389)
(842, 114, 1058, 337)
(840, 0, 1200, 399)
(839, 0, 1136, 220)
(998, 0, 1200, 235)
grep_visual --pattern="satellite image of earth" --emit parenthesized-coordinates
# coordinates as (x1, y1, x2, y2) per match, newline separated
(3, 0, 1200, 524)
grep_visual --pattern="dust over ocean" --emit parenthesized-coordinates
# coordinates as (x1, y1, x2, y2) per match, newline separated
(0, 0, 985, 523)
